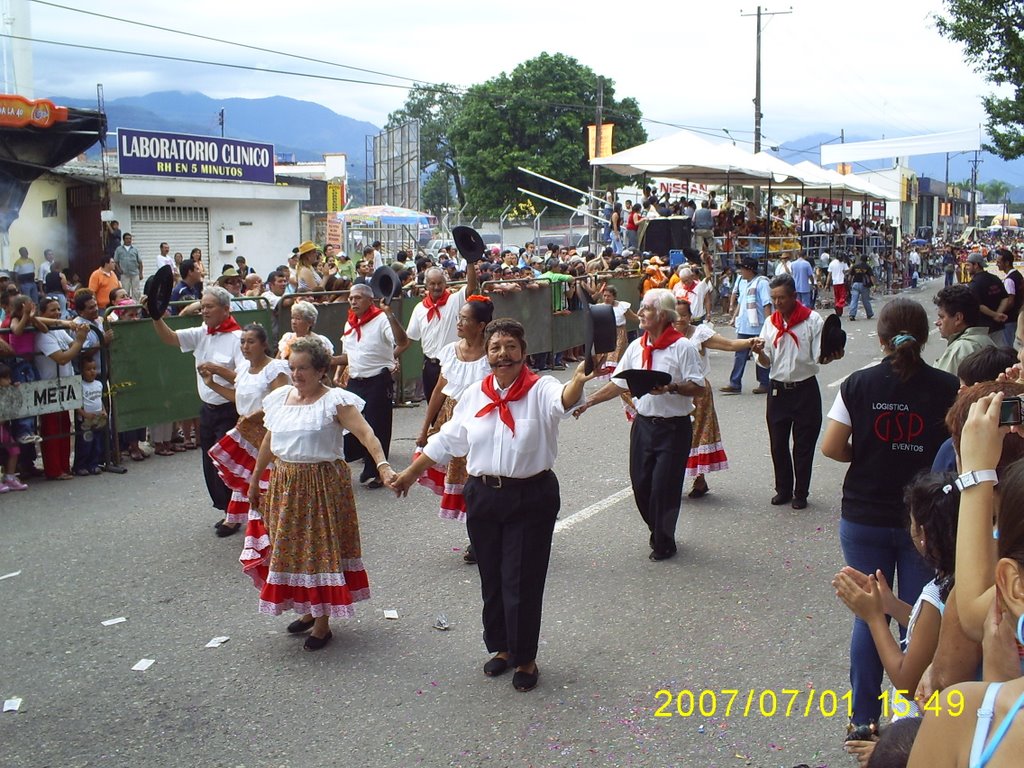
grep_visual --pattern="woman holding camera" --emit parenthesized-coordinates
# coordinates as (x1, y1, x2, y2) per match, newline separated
(820, 298, 959, 733)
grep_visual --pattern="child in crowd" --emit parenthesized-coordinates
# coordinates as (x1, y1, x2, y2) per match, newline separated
(0, 363, 28, 492)
(833, 470, 960, 726)
(72, 355, 106, 476)
(2, 295, 43, 444)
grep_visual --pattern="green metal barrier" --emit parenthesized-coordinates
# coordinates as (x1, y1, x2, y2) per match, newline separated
(107, 302, 273, 433)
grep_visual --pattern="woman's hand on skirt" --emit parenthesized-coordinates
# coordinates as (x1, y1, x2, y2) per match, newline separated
(247, 481, 262, 511)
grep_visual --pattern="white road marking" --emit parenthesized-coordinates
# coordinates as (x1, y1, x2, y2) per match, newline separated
(554, 486, 633, 534)
(827, 359, 882, 388)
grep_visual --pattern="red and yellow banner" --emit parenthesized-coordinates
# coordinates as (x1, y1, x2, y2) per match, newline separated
(0, 95, 69, 128)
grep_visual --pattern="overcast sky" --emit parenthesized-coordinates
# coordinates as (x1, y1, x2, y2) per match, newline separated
(20, 0, 995, 150)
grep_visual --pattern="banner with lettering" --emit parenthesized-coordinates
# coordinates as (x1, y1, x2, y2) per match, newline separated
(117, 128, 275, 184)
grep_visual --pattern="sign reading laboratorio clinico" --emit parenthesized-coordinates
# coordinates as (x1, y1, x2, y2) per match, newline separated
(0, 376, 83, 420)
(117, 128, 275, 183)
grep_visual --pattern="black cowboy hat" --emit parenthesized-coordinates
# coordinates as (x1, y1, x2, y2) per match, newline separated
(145, 264, 174, 319)
(583, 303, 617, 375)
(370, 265, 403, 304)
(613, 369, 671, 399)
(820, 312, 847, 363)
(452, 226, 486, 264)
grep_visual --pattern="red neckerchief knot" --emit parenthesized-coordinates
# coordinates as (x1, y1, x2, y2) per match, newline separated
(343, 305, 384, 341)
(422, 289, 451, 322)
(639, 326, 684, 370)
(206, 315, 241, 335)
(475, 365, 540, 435)
(770, 302, 812, 347)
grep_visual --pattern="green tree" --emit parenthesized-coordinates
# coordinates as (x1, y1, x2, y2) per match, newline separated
(936, 1, 1024, 159)
(420, 167, 452, 217)
(978, 179, 1012, 203)
(386, 84, 466, 208)
(449, 53, 646, 217)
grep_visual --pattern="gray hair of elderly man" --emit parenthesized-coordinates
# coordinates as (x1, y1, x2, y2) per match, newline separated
(349, 283, 374, 298)
(641, 287, 679, 322)
(203, 286, 232, 309)
(290, 299, 319, 324)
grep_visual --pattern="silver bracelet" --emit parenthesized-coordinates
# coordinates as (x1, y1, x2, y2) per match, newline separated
(376, 460, 391, 469)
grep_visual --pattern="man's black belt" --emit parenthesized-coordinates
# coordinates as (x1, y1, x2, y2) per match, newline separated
(424, 357, 440, 364)
(635, 413, 691, 424)
(474, 469, 552, 489)
(770, 377, 816, 390)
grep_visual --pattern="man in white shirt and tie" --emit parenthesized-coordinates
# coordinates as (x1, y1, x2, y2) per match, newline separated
(406, 262, 478, 403)
(755, 274, 842, 509)
(337, 284, 409, 488)
(576, 288, 707, 561)
(390, 319, 596, 693)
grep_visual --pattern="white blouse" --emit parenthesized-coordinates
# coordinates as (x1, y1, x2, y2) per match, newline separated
(439, 341, 491, 400)
(610, 300, 631, 327)
(234, 358, 291, 416)
(262, 386, 365, 463)
(687, 323, 716, 380)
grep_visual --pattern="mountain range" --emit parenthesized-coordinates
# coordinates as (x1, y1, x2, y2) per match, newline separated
(46, 91, 1024, 203)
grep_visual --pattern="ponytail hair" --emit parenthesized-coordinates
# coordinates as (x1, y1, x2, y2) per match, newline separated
(876, 298, 929, 382)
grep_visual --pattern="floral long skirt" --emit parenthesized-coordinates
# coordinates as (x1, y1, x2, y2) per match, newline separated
(416, 396, 469, 521)
(256, 460, 370, 618)
(686, 382, 729, 477)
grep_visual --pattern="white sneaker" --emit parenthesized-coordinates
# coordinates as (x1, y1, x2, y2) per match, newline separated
(0, 482, 9, 494)
(17, 434, 42, 445)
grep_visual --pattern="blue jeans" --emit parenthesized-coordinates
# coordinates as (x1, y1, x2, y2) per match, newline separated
(944, 270, 955, 287)
(848, 284, 873, 319)
(839, 518, 933, 724)
(796, 291, 812, 308)
(729, 333, 769, 390)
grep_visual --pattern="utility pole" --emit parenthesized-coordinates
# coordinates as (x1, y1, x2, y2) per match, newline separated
(741, 6, 791, 212)
(741, 5, 791, 155)
(969, 150, 982, 227)
(218, 108, 225, 138)
(590, 76, 604, 253)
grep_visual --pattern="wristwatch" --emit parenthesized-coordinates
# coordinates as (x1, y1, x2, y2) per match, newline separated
(954, 469, 999, 492)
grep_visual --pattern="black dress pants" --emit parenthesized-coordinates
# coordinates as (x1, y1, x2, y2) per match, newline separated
(344, 369, 394, 480)
(200, 401, 238, 511)
(766, 377, 822, 500)
(464, 471, 559, 667)
(422, 357, 441, 407)
(628, 414, 692, 555)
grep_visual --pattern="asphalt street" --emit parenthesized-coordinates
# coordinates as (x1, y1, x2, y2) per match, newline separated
(0, 278, 946, 768)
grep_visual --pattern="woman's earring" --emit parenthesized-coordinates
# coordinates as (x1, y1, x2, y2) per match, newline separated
(1017, 613, 1024, 646)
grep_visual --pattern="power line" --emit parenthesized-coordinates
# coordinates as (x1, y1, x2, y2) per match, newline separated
(28, 0, 431, 88)
(2, 33, 439, 92)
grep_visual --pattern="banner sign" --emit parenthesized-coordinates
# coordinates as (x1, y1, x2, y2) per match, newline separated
(0, 376, 83, 420)
(587, 123, 615, 159)
(327, 183, 345, 213)
(0, 95, 69, 128)
(117, 128, 275, 183)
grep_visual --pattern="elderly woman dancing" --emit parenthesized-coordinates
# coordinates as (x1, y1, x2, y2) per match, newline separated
(202, 323, 290, 539)
(248, 338, 394, 651)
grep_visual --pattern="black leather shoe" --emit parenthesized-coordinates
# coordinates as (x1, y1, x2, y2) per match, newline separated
(770, 493, 792, 505)
(286, 617, 315, 634)
(791, 497, 808, 510)
(303, 631, 332, 651)
(463, 545, 476, 564)
(215, 523, 241, 537)
(513, 665, 539, 692)
(484, 655, 510, 677)
(649, 549, 676, 561)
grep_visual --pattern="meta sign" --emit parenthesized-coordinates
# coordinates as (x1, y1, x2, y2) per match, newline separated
(118, 128, 275, 183)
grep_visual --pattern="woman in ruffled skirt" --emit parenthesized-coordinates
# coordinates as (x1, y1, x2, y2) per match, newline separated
(415, 297, 493, 562)
(203, 324, 290, 541)
(248, 338, 394, 650)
